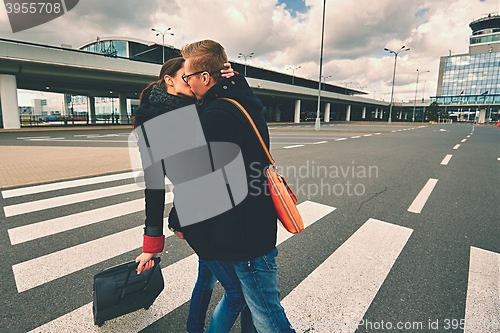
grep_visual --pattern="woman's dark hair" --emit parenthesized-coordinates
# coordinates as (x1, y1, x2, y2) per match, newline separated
(139, 57, 185, 106)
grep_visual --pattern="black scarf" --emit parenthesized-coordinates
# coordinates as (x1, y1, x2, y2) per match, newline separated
(149, 85, 195, 111)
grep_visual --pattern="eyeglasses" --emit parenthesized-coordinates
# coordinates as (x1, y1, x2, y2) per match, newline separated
(181, 70, 209, 84)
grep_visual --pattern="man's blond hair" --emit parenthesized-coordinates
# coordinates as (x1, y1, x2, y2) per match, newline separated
(181, 40, 228, 82)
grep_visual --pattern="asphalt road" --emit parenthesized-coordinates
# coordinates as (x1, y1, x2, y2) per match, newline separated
(0, 123, 498, 333)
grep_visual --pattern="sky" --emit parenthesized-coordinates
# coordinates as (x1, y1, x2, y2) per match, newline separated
(1, 0, 499, 105)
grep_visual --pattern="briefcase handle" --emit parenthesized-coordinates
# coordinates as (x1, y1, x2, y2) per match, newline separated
(120, 257, 161, 300)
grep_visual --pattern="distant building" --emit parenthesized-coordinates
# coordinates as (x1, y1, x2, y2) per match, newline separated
(433, 14, 500, 123)
(79, 36, 180, 64)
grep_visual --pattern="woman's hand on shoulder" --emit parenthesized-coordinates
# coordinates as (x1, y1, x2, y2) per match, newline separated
(221, 62, 237, 78)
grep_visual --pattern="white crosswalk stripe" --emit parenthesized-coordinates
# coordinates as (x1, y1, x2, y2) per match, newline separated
(1, 171, 137, 198)
(282, 219, 413, 333)
(13, 223, 173, 293)
(8, 193, 173, 245)
(3, 183, 143, 217)
(464, 247, 500, 333)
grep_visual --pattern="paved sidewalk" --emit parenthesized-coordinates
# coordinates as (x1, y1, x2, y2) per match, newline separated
(0, 145, 132, 189)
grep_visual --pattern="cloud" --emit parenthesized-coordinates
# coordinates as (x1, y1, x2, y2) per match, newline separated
(3, 0, 499, 102)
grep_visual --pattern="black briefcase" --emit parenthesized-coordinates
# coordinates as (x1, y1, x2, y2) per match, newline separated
(92, 257, 164, 326)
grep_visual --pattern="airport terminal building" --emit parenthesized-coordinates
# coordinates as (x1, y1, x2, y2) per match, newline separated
(432, 14, 500, 122)
(0, 36, 388, 129)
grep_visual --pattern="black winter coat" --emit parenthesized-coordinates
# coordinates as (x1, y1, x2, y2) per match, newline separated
(168, 74, 278, 261)
(134, 85, 196, 237)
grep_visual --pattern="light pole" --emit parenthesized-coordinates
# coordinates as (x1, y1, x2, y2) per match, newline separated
(287, 65, 301, 84)
(341, 81, 353, 95)
(315, 0, 326, 131)
(238, 52, 254, 76)
(152, 28, 174, 63)
(384, 46, 410, 124)
(421, 80, 427, 102)
(413, 69, 429, 122)
(322, 75, 331, 90)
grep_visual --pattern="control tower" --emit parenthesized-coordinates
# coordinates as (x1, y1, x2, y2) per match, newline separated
(469, 13, 500, 54)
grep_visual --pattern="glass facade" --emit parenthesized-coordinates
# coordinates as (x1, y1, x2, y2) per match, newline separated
(81, 40, 127, 57)
(438, 52, 500, 104)
(470, 33, 500, 44)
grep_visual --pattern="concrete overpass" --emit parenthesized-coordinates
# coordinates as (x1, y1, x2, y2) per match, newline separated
(0, 38, 389, 129)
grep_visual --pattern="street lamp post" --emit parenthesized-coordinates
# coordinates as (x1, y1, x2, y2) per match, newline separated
(341, 81, 353, 95)
(384, 46, 410, 124)
(315, 0, 326, 131)
(287, 65, 301, 85)
(413, 69, 430, 122)
(152, 28, 174, 63)
(238, 52, 254, 76)
(421, 80, 427, 102)
(322, 75, 331, 90)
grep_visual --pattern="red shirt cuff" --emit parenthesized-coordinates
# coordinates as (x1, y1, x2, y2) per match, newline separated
(143, 234, 165, 253)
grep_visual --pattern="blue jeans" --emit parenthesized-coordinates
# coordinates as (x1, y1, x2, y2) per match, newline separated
(233, 248, 295, 333)
(190, 260, 255, 333)
(186, 260, 217, 333)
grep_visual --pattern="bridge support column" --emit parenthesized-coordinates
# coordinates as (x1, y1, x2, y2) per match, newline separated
(380, 109, 384, 119)
(346, 105, 351, 121)
(275, 104, 281, 121)
(362, 106, 366, 119)
(0, 74, 20, 129)
(324, 103, 330, 122)
(375, 108, 378, 119)
(294, 99, 301, 123)
(119, 94, 128, 124)
(89, 96, 96, 124)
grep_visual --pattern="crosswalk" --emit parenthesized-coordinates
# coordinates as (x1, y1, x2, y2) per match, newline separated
(1, 172, 498, 332)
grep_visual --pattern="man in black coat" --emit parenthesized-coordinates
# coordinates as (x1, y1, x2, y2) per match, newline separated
(169, 40, 295, 333)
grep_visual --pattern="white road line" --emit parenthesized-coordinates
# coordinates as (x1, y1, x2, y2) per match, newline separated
(440, 154, 453, 166)
(29, 137, 66, 141)
(374, 133, 382, 135)
(464, 247, 500, 333)
(363, 134, 372, 137)
(461, 139, 467, 142)
(13, 222, 174, 293)
(497, 158, 500, 161)
(29, 139, 129, 143)
(283, 145, 305, 149)
(313, 141, 328, 145)
(3, 183, 143, 217)
(408, 178, 439, 214)
(453, 144, 461, 150)
(467, 135, 471, 138)
(1, 172, 137, 198)
(335, 138, 347, 141)
(16, 136, 50, 139)
(282, 218, 413, 333)
(26, 200, 335, 332)
(351, 136, 361, 139)
(8, 193, 174, 245)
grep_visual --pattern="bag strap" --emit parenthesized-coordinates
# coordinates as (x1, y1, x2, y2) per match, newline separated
(219, 98, 275, 165)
